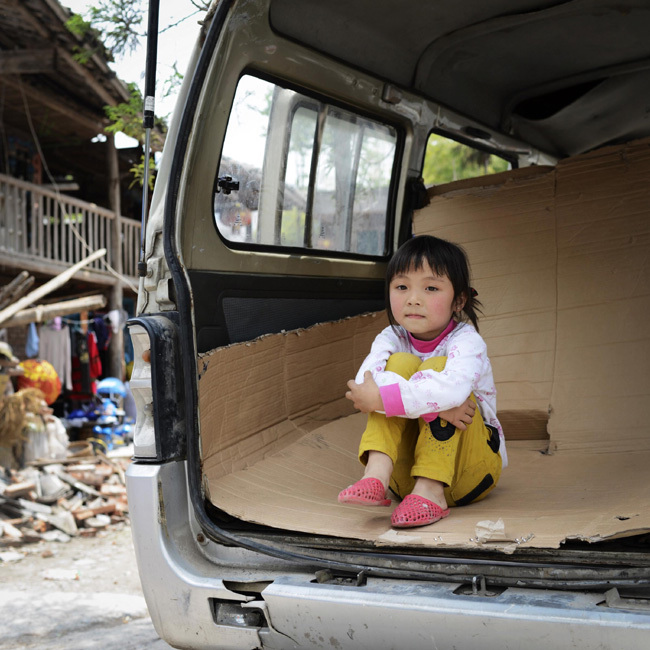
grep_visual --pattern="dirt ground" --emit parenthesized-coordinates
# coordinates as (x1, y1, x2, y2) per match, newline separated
(0, 522, 172, 649)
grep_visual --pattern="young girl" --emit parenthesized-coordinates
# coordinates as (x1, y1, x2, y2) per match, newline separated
(338, 235, 506, 528)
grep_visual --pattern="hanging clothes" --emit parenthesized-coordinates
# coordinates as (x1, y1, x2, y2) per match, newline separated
(88, 331, 102, 380)
(71, 331, 103, 394)
(25, 322, 40, 358)
(93, 315, 111, 352)
(38, 323, 72, 391)
(71, 330, 91, 394)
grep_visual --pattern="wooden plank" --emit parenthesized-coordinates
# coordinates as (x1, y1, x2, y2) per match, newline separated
(92, 212, 98, 266)
(0, 274, 34, 311)
(3, 482, 36, 498)
(0, 174, 116, 218)
(0, 248, 106, 325)
(0, 49, 56, 75)
(45, 196, 52, 259)
(1, 77, 105, 133)
(0, 271, 31, 306)
(36, 194, 44, 257)
(1, 294, 107, 328)
(0, 253, 124, 288)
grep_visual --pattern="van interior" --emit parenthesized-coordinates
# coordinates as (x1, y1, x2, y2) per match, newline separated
(187, 1, 650, 555)
(199, 142, 650, 553)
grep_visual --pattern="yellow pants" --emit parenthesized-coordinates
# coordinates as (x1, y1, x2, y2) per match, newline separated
(358, 353, 502, 507)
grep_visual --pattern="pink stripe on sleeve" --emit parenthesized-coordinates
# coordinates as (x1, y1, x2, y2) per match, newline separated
(421, 412, 439, 423)
(379, 384, 406, 417)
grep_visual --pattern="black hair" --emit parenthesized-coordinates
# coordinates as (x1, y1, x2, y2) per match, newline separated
(385, 235, 482, 331)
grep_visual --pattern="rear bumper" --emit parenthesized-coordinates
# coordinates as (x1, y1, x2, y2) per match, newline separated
(127, 461, 650, 650)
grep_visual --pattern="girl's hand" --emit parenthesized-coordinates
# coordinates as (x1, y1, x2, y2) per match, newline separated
(346, 371, 383, 413)
(439, 397, 476, 431)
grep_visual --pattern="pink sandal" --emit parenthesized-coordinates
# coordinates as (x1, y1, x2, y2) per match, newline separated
(391, 494, 450, 528)
(338, 478, 391, 506)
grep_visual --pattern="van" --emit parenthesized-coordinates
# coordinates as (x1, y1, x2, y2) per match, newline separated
(126, 1, 650, 648)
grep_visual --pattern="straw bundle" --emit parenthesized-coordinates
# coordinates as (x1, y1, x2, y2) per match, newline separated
(0, 388, 47, 447)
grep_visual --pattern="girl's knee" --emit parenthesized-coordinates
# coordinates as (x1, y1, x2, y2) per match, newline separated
(386, 352, 421, 378)
(418, 356, 447, 373)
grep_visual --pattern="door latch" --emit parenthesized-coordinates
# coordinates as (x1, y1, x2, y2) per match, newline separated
(216, 175, 240, 194)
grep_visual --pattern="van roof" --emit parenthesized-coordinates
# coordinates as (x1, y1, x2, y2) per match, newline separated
(269, 0, 650, 158)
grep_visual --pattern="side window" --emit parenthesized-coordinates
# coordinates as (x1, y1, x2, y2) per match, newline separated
(422, 133, 510, 186)
(215, 76, 397, 256)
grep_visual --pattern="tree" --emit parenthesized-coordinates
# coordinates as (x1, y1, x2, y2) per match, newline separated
(65, 1, 210, 186)
(67, 1, 210, 59)
(422, 136, 509, 186)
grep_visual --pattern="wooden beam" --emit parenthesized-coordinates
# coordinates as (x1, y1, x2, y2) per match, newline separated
(55, 47, 120, 108)
(0, 49, 56, 75)
(9, 0, 129, 107)
(0, 271, 35, 310)
(0, 248, 106, 326)
(1, 294, 107, 327)
(0, 253, 138, 292)
(2, 75, 105, 134)
(40, 0, 130, 103)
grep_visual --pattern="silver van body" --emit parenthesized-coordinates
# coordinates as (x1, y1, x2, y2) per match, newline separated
(127, 1, 650, 647)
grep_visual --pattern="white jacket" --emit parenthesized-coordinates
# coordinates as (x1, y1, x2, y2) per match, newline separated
(355, 320, 507, 467)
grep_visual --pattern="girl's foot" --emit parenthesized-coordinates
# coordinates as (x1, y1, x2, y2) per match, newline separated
(410, 476, 448, 511)
(391, 494, 450, 528)
(338, 477, 392, 506)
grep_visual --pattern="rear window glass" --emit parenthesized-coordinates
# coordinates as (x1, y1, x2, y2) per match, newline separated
(423, 133, 510, 185)
(214, 75, 397, 256)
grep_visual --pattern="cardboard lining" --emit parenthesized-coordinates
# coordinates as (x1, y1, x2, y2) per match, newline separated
(199, 138, 650, 550)
(207, 412, 650, 551)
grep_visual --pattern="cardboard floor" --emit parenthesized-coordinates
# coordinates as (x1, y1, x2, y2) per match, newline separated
(208, 412, 650, 553)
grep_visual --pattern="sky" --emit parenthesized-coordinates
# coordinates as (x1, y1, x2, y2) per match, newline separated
(62, 0, 205, 142)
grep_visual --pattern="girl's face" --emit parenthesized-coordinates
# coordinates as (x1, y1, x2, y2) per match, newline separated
(389, 262, 465, 340)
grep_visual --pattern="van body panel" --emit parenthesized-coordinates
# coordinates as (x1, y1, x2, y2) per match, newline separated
(127, 462, 650, 649)
(128, 1, 650, 647)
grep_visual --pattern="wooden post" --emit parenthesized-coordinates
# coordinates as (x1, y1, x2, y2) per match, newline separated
(107, 133, 124, 379)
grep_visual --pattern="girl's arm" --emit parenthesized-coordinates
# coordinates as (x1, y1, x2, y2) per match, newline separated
(439, 397, 476, 430)
(346, 371, 383, 413)
(347, 326, 408, 414)
(354, 326, 407, 384)
(382, 328, 488, 420)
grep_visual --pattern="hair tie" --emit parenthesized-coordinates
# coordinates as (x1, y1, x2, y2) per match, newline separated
(470, 287, 478, 297)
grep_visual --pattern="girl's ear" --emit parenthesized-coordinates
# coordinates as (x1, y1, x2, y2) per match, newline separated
(454, 293, 467, 313)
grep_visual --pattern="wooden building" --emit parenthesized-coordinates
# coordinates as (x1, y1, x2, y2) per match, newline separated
(0, 0, 144, 378)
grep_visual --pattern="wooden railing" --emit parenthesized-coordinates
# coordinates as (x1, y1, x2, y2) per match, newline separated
(0, 173, 140, 282)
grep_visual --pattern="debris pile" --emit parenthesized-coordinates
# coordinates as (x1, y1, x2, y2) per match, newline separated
(0, 443, 130, 548)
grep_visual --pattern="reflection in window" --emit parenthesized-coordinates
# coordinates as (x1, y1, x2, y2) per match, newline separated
(422, 133, 510, 186)
(215, 76, 396, 257)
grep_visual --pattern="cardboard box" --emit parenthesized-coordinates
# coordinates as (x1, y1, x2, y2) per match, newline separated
(198, 138, 650, 551)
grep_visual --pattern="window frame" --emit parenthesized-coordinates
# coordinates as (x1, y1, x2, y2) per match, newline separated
(211, 70, 404, 262)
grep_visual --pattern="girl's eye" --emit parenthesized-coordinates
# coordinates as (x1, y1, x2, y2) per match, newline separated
(395, 284, 407, 291)
(426, 286, 438, 291)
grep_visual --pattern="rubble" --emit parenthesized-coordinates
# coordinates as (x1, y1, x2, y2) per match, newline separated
(0, 443, 131, 552)
(0, 268, 134, 563)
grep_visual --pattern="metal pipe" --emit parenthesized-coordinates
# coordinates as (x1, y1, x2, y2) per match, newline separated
(139, 0, 160, 277)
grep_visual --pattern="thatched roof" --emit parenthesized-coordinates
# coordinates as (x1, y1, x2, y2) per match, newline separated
(0, 0, 130, 139)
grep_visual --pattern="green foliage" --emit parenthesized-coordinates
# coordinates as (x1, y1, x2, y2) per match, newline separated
(280, 207, 306, 247)
(65, 13, 93, 38)
(422, 136, 509, 186)
(104, 82, 142, 139)
(104, 82, 167, 150)
(65, 13, 111, 64)
(86, 0, 144, 58)
(162, 62, 184, 100)
(129, 154, 157, 190)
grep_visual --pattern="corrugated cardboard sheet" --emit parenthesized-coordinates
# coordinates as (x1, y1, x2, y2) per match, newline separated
(199, 138, 650, 550)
